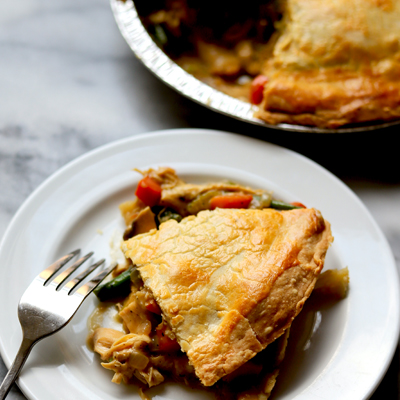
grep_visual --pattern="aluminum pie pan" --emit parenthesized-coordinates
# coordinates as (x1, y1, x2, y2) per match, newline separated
(111, 0, 400, 134)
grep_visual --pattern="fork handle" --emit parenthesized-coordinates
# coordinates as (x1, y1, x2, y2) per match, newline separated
(0, 337, 36, 400)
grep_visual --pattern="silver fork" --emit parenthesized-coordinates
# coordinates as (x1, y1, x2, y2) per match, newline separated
(0, 249, 116, 399)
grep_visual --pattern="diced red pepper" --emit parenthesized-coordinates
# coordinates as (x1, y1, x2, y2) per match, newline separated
(156, 325, 180, 352)
(250, 75, 268, 105)
(145, 299, 162, 315)
(210, 194, 253, 210)
(135, 176, 162, 207)
(291, 202, 306, 208)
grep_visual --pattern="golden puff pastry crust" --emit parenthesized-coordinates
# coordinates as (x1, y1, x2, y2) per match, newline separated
(256, 0, 400, 128)
(123, 207, 333, 386)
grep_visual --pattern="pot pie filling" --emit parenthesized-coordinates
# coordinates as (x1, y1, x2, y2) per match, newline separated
(136, 0, 400, 128)
(88, 167, 349, 399)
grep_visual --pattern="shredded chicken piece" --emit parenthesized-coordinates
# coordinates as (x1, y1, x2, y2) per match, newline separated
(99, 333, 165, 386)
(135, 366, 165, 387)
(119, 292, 152, 335)
(105, 333, 150, 358)
(119, 199, 146, 226)
(92, 328, 125, 360)
(123, 207, 157, 239)
(136, 167, 185, 190)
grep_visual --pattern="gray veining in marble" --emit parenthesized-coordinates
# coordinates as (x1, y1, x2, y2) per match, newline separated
(1, 0, 399, 399)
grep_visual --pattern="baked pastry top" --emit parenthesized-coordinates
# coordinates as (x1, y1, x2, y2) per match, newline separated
(256, 0, 400, 128)
(141, 0, 400, 127)
(123, 207, 333, 386)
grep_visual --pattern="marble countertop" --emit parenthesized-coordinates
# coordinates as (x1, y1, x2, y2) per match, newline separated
(1, 0, 399, 399)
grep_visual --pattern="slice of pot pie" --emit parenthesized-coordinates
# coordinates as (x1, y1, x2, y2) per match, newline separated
(122, 206, 333, 386)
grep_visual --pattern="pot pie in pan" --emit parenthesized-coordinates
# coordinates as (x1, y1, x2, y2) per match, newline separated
(137, 0, 400, 129)
(88, 167, 349, 399)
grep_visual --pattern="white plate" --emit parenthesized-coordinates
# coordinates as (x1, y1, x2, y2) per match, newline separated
(0, 129, 398, 400)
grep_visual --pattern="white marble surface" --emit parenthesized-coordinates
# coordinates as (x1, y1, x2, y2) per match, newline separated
(1, 0, 399, 399)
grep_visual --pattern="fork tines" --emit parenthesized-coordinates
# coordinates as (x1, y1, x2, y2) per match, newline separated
(39, 250, 115, 296)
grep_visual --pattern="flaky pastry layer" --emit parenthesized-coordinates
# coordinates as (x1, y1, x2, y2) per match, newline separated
(123, 208, 332, 386)
(256, 0, 400, 128)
